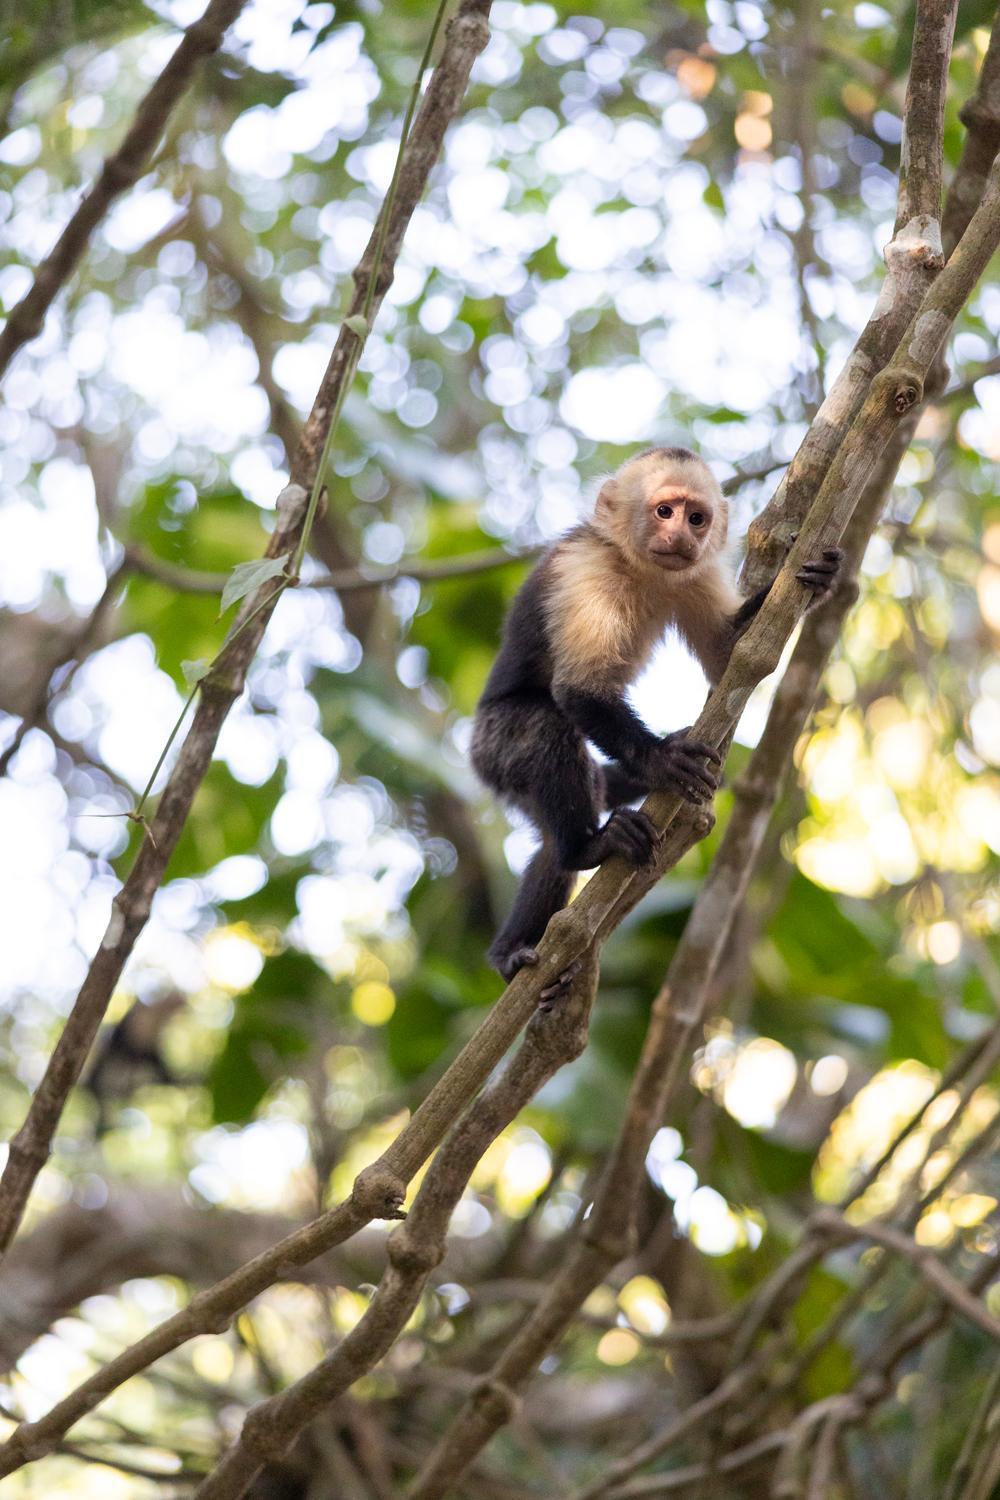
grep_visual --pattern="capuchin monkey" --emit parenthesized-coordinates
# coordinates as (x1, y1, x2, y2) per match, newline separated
(472, 446, 841, 993)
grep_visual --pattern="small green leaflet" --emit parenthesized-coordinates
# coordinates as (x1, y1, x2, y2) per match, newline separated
(344, 314, 368, 338)
(181, 658, 210, 688)
(219, 553, 291, 618)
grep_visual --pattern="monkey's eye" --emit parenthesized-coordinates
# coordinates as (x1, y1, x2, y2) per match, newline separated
(688, 511, 706, 527)
(655, 503, 673, 519)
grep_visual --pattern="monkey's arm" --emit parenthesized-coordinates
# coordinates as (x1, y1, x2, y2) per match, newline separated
(730, 549, 844, 634)
(682, 550, 844, 685)
(552, 682, 657, 766)
(552, 682, 719, 802)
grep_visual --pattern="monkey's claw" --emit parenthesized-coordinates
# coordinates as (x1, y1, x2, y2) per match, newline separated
(796, 547, 844, 599)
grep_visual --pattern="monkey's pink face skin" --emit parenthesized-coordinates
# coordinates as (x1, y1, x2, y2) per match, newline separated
(644, 483, 715, 570)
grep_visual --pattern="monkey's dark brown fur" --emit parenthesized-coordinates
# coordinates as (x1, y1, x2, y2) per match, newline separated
(472, 448, 841, 991)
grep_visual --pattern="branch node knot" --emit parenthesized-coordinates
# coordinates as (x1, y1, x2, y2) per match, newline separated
(449, 10, 491, 51)
(275, 482, 309, 524)
(352, 1164, 406, 1219)
(10, 1432, 55, 1465)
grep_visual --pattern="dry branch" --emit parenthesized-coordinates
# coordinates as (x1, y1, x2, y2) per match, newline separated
(0, 0, 248, 380)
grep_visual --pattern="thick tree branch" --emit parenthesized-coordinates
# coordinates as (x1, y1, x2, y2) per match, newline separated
(0, 0, 494, 1261)
(740, 0, 957, 595)
(0, 0, 248, 381)
(195, 956, 604, 1498)
(896, 0, 955, 227)
(942, 15, 1000, 255)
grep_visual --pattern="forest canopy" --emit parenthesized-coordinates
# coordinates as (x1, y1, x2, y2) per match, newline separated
(0, 0, 999, 1496)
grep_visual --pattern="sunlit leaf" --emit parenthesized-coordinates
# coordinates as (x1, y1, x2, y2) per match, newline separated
(219, 554, 291, 618)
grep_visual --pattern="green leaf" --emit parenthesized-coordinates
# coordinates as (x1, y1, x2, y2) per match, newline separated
(344, 314, 369, 337)
(219, 554, 290, 617)
(181, 658, 209, 688)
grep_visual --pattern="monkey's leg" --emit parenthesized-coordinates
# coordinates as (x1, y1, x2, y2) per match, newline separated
(488, 842, 574, 984)
(600, 763, 649, 808)
(490, 753, 654, 994)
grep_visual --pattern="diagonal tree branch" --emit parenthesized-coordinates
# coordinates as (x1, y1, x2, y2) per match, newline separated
(942, 16, 1000, 255)
(405, 426, 908, 1500)
(0, 0, 494, 1262)
(192, 952, 605, 1500)
(739, 0, 958, 595)
(0, 811, 703, 1478)
(0, 0, 249, 381)
(809, 1209, 1000, 1342)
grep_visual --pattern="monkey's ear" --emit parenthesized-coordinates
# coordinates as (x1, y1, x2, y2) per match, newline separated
(594, 479, 619, 521)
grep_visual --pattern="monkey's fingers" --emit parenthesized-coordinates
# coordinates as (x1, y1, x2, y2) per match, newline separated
(600, 820, 652, 865)
(675, 736, 722, 766)
(671, 752, 720, 792)
(796, 547, 844, 590)
(608, 807, 661, 864)
(628, 808, 662, 844)
(664, 768, 715, 805)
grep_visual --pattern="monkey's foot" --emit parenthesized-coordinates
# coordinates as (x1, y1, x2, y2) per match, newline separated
(587, 807, 661, 867)
(539, 958, 584, 1011)
(494, 944, 540, 981)
(797, 547, 844, 602)
(650, 732, 721, 804)
(493, 945, 583, 1012)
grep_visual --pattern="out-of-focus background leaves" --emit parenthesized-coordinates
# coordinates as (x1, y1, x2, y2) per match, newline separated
(1, 0, 998, 1493)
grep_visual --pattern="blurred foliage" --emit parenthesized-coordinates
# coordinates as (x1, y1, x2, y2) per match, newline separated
(1, 0, 999, 1493)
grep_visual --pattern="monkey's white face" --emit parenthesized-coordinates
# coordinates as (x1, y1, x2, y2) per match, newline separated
(642, 480, 718, 572)
(592, 453, 727, 575)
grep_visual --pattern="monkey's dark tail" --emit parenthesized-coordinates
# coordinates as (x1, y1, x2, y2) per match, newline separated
(488, 841, 574, 976)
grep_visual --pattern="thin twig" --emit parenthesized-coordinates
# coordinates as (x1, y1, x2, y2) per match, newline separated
(0, 0, 249, 380)
(810, 1209, 1000, 1342)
